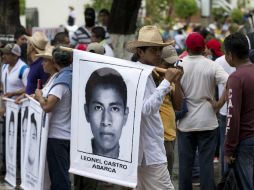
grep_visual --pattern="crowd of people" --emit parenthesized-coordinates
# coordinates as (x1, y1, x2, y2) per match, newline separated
(0, 6, 254, 190)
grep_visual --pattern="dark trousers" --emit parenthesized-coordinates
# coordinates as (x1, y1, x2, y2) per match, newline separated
(164, 140, 175, 176)
(178, 129, 217, 190)
(235, 136, 254, 190)
(47, 138, 71, 190)
(192, 151, 200, 178)
(74, 175, 98, 190)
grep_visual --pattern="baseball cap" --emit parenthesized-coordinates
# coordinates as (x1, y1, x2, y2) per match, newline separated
(161, 45, 180, 64)
(185, 32, 205, 53)
(206, 39, 223, 57)
(0, 43, 21, 56)
(87, 43, 105, 55)
(75, 43, 87, 51)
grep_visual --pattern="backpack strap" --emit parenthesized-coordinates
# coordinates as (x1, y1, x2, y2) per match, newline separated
(2, 64, 7, 71)
(78, 26, 91, 38)
(18, 65, 28, 80)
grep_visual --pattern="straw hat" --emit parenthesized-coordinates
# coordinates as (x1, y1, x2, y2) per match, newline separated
(35, 45, 54, 59)
(25, 31, 48, 54)
(126, 25, 174, 53)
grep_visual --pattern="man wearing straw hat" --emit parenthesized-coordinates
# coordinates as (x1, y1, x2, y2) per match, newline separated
(126, 25, 182, 190)
(25, 31, 49, 94)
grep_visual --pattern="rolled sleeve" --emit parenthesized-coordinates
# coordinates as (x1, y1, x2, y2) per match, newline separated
(142, 78, 171, 116)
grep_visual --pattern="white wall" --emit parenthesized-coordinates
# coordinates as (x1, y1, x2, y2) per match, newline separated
(26, 0, 92, 28)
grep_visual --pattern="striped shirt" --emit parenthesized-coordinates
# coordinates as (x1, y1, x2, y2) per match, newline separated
(71, 26, 92, 46)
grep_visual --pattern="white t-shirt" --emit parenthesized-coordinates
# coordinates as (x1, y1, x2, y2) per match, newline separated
(1, 59, 29, 98)
(48, 84, 71, 140)
(174, 34, 185, 50)
(41, 73, 58, 97)
(103, 43, 114, 57)
(178, 55, 228, 132)
(215, 55, 236, 116)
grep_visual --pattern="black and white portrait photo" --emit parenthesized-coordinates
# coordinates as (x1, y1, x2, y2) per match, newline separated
(7, 111, 15, 164)
(4, 98, 19, 187)
(70, 50, 153, 187)
(26, 113, 39, 176)
(21, 106, 29, 160)
(21, 98, 50, 190)
(84, 68, 129, 159)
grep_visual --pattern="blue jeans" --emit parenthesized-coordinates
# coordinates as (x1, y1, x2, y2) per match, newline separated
(219, 114, 228, 176)
(192, 151, 200, 178)
(178, 129, 217, 190)
(47, 138, 71, 190)
(235, 136, 254, 190)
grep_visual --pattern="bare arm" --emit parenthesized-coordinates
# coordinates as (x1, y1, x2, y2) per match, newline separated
(35, 89, 59, 113)
(172, 82, 184, 111)
(4, 88, 26, 98)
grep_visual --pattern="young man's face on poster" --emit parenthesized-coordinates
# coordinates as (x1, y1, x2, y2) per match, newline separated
(8, 120, 15, 159)
(85, 84, 129, 152)
(28, 121, 37, 166)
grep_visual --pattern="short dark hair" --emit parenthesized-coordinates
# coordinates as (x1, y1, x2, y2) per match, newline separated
(52, 47, 72, 68)
(85, 68, 127, 109)
(99, 9, 110, 16)
(136, 46, 149, 60)
(92, 26, 106, 40)
(224, 32, 249, 59)
(14, 26, 27, 40)
(31, 113, 37, 134)
(22, 107, 28, 124)
(51, 32, 69, 46)
(10, 111, 14, 123)
(84, 7, 95, 18)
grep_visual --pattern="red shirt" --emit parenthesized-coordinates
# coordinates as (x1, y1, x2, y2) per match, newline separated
(225, 63, 254, 157)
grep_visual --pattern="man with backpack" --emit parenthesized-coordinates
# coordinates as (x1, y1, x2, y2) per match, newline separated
(0, 43, 29, 101)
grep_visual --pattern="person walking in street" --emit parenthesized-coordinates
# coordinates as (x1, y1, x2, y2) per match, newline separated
(126, 25, 182, 190)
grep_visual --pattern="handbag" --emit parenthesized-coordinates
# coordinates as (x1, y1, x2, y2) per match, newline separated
(217, 165, 240, 190)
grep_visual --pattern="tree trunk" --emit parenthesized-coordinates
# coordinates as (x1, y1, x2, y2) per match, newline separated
(108, 0, 142, 34)
(107, 0, 142, 60)
(0, 0, 21, 34)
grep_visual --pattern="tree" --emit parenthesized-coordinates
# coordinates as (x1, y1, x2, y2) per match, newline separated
(85, 0, 112, 12)
(108, 0, 142, 34)
(145, 0, 169, 25)
(174, 0, 198, 24)
(0, 0, 21, 34)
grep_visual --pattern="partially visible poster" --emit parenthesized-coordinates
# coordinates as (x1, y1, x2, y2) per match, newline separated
(4, 98, 20, 187)
(20, 98, 30, 181)
(21, 97, 49, 190)
(70, 50, 153, 188)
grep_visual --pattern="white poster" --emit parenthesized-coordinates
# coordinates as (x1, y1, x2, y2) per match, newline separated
(70, 50, 153, 188)
(21, 97, 49, 190)
(4, 98, 20, 187)
(20, 98, 30, 181)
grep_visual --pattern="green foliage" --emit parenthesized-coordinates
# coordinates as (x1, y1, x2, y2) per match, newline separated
(145, 0, 169, 25)
(85, 0, 112, 12)
(231, 9, 244, 24)
(19, 0, 25, 15)
(174, 0, 198, 19)
(212, 7, 229, 26)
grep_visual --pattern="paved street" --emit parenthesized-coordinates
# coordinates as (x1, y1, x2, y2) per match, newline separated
(0, 144, 221, 190)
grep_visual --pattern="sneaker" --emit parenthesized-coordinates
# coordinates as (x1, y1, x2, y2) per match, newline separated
(213, 157, 219, 163)
(192, 177, 200, 186)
